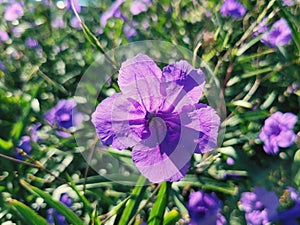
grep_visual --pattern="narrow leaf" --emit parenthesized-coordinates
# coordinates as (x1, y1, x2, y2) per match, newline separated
(163, 210, 180, 225)
(8, 199, 48, 225)
(20, 179, 85, 225)
(148, 182, 172, 225)
(118, 176, 147, 225)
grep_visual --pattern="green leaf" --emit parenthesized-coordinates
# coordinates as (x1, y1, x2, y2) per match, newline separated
(8, 199, 48, 225)
(20, 179, 85, 225)
(118, 176, 147, 225)
(292, 149, 300, 187)
(0, 138, 13, 150)
(148, 182, 172, 225)
(163, 210, 180, 225)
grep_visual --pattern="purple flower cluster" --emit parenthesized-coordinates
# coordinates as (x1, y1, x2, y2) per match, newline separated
(240, 187, 279, 225)
(130, 0, 152, 15)
(257, 18, 292, 48)
(220, 0, 246, 18)
(4, 2, 24, 21)
(259, 112, 297, 154)
(92, 54, 220, 183)
(47, 193, 73, 225)
(282, 0, 300, 6)
(187, 191, 226, 225)
(45, 99, 83, 138)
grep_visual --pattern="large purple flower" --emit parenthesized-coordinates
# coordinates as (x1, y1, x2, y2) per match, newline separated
(0, 30, 9, 42)
(261, 18, 292, 48)
(45, 99, 83, 138)
(92, 54, 220, 183)
(187, 191, 226, 225)
(240, 187, 279, 225)
(47, 193, 73, 225)
(220, 0, 246, 18)
(4, 2, 24, 21)
(259, 112, 297, 154)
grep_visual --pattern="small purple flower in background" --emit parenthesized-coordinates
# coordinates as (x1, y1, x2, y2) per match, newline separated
(52, 16, 66, 29)
(15, 123, 41, 160)
(261, 18, 292, 48)
(70, 16, 82, 30)
(130, 0, 152, 16)
(259, 112, 297, 154)
(45, 99, 83, 138)
(226, 157, 234, 165)
(187, 191, 226, 225)
(253, 18, 268, 37)
(92, 54, 220, 183)
(220, 0, 246, 18)
(0, 30, 9, 42)
(240, 187, 279, 225)
(100, 0, 126, 27)
(47, 193, 72, 225)
(271, 187, 300, 225)
(4, 2, 24, 21)
(123, 23, 138, 39)
(287, 82, 299, 94)
(65, 0, 81, 13)
(282, 0, 300, 6)
(25, 37, 39, 49)
(0, 60, 6, 71)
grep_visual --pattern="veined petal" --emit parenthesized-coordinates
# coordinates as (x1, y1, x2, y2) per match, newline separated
(118, 54, 163, 112)
(91, 93, 149, 150)
(277, 130, 296, 147)
(181, 104, 220, 153)
(162, 60, 205, 105)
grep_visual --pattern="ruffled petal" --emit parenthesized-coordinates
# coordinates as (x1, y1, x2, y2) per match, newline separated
(279, 112, 298, 129)
(91, 93, 149, 150)
(118, 54, 163, 112)
(181, 104, 220, 153)
(277, 130, 296, 148)
(162, 60, 205, 106)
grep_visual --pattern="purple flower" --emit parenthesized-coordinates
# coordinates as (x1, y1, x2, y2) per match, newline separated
(0, 30, 9, 42)
(4, 2, 24, 21)
(240, 187, 279, 225)
(65, 0, 81, 13)
(261, 18, 292, 48)
(271, 187, 300, 225)
(45, 99, 83, 138)
(0, 60, 6, 71)
(259, 112, 297, 154)
(220, 0, 246, 18)
(226, 157, 234, 165)
(47, 193, 72, 225)
(52, 16, 66, 29)
(282, 0, 300, 6)
(70, 16, 81, 30)
(287, 83, 299, 94)
(187, 191, 226, 225)
(253, 18, 268, 37)
(15, 123, 41, 160)
(100, 0, 126, 27)
(25, 37, 39, 49)
(130, 0, 152, 15)
(91, 54, 220, 183)
(123, 23, 138, 39)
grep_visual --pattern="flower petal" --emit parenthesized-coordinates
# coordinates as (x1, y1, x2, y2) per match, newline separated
(118, 54, 163, 112)
(279, 112, 298, 129)
(91, 93, 148, 150)
(162, 60, 205, 105)
(277, 130, 296, 148)
(181, 104, 220, 153)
